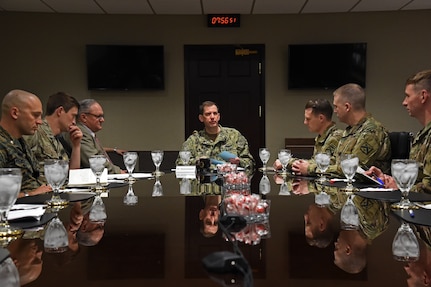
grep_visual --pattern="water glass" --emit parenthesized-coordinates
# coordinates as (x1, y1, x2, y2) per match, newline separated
(0, 168, 22, 237)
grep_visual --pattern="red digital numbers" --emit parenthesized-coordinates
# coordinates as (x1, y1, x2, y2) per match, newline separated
(208, 14, 240, 27)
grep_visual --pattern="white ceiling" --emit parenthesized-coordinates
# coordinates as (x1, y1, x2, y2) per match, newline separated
(0, 0, 430, 15)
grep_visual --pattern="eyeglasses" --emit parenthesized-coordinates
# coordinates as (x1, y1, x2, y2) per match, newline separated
(85, 113, 104, 119)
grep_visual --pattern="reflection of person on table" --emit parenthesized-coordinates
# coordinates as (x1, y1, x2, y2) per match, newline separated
(334, 195, 390, 274)
(177, 101, 255, 175)
(366, 70, 431, 193)
(304, 202, 337, 248)
(68, 199, 104, 248)
(0, 89, 52, 198)
(62, 99, 126, 174)
(295, 84, 392, 177)
(199, 195, 221, 238)
(24, 91, 83, 169)
(404, 225, 431, 287)
(7, 238, 43, 286)
(274, 98, 342, 174)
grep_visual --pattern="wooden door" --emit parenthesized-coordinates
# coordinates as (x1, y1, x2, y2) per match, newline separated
(184, 44, 266, 166)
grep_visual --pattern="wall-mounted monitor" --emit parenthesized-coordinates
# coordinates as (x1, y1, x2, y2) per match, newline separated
(86, 45, 164, 91)
(288, 43, 367, 90)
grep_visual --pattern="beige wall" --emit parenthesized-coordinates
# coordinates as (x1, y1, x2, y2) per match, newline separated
(1, 10, 430, 155)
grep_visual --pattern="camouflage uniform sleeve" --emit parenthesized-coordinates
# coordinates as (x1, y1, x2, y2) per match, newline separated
(235, 132, 255, 175)
(176, 131, 201, 166)
(411, 125, 431, 193)
(307, 128, 342, 175)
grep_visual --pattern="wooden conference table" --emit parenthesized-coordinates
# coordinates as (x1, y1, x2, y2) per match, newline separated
(3, 168, 431, 287)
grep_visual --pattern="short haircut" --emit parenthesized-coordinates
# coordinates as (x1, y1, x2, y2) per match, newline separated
(333, 83, 366, 110)
(78, 99, 98, 116)
(305, 98, 333, 120)
(45, 92, 79, 116)
(405, 69, 431, 92)
(199, 101, 219, 114)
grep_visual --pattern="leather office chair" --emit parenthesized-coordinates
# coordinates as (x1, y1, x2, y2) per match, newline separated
(388, 131, 413, 160)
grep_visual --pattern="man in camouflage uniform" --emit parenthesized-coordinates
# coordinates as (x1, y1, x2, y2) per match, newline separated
(324, 83, 391, 177)
(24, 92, 83, 169)
(281, 98, 343, 175)
(177, 101, 255, 175)
(0, 89, 51, 197)
(369, 69, 431, 193)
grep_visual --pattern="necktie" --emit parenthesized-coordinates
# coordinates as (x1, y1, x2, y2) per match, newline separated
(94, 135, 112, 163)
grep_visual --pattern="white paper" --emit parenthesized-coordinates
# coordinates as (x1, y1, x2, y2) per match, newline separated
(8, 204, 46, 221)
(68, 168, 108, 186)
(415, 203, 431, 209)
(175, 165, 196, 179)
(359, 187, 394, 192)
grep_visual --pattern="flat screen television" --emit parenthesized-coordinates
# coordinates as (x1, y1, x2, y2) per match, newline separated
(288, 43, 367, 90)
(86, 45, 164, 91)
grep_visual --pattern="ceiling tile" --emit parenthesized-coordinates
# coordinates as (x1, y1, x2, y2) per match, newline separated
(253, 0, 306, 14)
(203, 0, 253, 14)
(98, 0, 154, 14)
(150, 0, 202, 15)
(302, 0, 359, 13)
(353, 0, 411, 12)
(402, 0, 431, 10)
(0, 0, 53, 12)
(43, 0, 104, 13)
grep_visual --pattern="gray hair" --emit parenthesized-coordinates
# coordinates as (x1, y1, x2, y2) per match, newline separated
(78, 99, 98, 116)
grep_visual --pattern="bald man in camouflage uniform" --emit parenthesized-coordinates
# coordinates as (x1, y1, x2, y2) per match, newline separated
(328, 83, 391, 176)
(177, 101, 255, 175)
(0, 89, 51, 197)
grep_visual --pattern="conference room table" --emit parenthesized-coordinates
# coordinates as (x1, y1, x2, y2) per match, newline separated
(3, 168, 431, 287)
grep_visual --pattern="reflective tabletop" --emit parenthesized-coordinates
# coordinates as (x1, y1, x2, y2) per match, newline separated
(3, 170, 431, 287)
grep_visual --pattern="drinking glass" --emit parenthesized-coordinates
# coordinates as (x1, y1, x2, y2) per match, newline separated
(315, 152, 330, 183)
(123, 151, 138, 182)
(278, 149, 292, 175)
(124, 183, 138, 206)
(340, 154, 359, 191)
(340, 194, 359, 230)
(279, 174, 290, 196)
(44, 159, 69, 207)
(151, 150, 164, 176)
(392, 221, 420, 262)
(179, 150, 191, 165)
(391, 159, 419, 210)
(44, 216, 68, 253)
(89, 195, 107, 222)
(259, 173, 271, 195)
(180, 178, 191, 195)
(0, 256, 20, 287)
(259, 148, 271, 171)
(152, 177, 163, 197)
(89, 155, 107, 193)
(0, 168, 23, 238)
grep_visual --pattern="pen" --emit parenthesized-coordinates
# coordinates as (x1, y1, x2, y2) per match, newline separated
(408, 209, 415, 218)
(371, 173, 385, 186)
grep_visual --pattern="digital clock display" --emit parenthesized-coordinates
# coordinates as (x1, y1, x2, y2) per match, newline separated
(207, 14, 240, 28)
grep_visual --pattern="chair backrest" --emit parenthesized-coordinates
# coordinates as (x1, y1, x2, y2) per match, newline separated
(388, 132, 412, 160)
